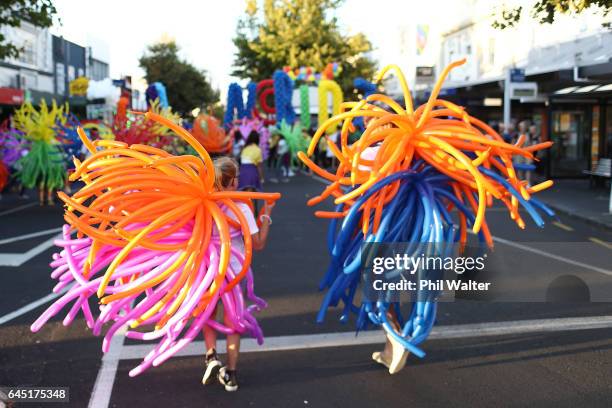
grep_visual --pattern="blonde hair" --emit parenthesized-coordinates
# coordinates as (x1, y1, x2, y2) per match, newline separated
(213, 156, 239, 190)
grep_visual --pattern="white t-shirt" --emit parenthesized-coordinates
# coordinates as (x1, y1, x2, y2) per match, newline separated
(217, 202, 259, 272)
(277, 138, 289, 155)
(233, 139, 245, 158)
(224, 202, 259, 236)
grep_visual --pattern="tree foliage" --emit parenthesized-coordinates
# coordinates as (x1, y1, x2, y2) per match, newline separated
(492, 0, 611, 29)
(0, 0, 58, 60)
(139, 41, 219, 116)
(232, 0, 377, 97)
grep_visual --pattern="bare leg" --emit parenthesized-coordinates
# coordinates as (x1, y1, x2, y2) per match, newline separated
(382, 308, 400, 361)
(224, 313, 240, 370)
(38, 185, 44, 206)
(203, 306, 219, 354)
(47, 188, 55, 205)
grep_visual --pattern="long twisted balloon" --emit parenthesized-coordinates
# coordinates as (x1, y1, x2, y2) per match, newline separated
(32, 113, 281, 376)
(299, 59, 554, 358)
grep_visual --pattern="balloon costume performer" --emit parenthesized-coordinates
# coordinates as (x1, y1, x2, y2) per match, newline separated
(192, 113, 232, 155)
(31, 113, 281, 377)
(0, 121, 27, 192)
(278, 120, 308, 168)
(0, 120, 28, 167)
(13, 101, 67, 198)
(298, 60, 555, 373)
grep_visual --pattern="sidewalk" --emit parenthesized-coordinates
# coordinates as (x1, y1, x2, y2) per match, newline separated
(537, 179, 612, 230)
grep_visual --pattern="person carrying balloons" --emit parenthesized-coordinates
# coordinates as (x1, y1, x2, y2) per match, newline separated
(298, 59, 555, 375)
(238, 130, 265, 190)
(202, 156, 275, 391)
(30, 113, 282, 388)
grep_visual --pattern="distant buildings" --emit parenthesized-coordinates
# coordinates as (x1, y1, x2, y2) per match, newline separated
(0, 20, 112, 119)
(392, 1, 612, 179)
(0, 21, 54, 113)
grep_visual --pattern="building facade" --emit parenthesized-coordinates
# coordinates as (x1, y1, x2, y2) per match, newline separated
(0, 21, 54, 116)
(434, 3, 612, 179)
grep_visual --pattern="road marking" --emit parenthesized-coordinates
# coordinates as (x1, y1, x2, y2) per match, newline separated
(115, 314, 612, 361)
(0, 227, 62, 246)
(88, 328, 126, 408)
(589, 237, 612, 250)
(0, 287, 68, 326)
(553, 221, 574, 231)
(0, 202, 37, 217)
(492, 236, 612, 276)
(85, 313, 612, 408)
(0, 233, 61, 266)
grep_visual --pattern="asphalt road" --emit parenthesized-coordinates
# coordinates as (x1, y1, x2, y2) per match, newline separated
(0, 173, 611, 407)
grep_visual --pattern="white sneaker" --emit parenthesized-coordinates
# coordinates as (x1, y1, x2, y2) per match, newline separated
(386, 332, 409, 374)
(218, 366, 238, 392)
(372, 351, 390, 369)
(202, 354, 221, 385)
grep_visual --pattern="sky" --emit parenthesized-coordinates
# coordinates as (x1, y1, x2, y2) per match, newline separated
(50, 0, 467, 94)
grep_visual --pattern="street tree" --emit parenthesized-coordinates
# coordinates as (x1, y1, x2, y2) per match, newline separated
(0, 0, 58, 59)
(493, 0, 611, 29)
(232, 0, 377, 97)
(139, 40, 219, 116)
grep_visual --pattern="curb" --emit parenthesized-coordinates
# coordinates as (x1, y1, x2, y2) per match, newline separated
(542, 201, 612, 231)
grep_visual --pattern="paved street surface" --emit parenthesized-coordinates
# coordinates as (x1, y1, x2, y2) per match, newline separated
(1, 174, 611, 407)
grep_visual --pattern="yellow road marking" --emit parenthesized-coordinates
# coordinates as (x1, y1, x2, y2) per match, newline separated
(552, 221, 574, 232)
(589, 237, 612, 250)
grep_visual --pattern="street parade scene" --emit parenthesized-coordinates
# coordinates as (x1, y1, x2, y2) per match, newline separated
(0, 0, 611, 406)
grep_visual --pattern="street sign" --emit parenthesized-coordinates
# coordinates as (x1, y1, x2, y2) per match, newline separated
(416, 66, 435, 85)
(510, 68, 525, 83)
(509, 82, 538, 99)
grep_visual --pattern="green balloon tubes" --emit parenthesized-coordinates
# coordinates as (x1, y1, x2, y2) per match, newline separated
(299, 84, 311, 130)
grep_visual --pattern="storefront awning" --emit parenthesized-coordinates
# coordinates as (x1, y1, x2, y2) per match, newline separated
(0, 88, 24, 105)
(554, 83, 612, 97)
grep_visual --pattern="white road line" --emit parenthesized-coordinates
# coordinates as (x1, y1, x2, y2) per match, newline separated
(0, 233, 61, 267)
(87, 314, 612, 408)
(88, 328, 126, 408)
(116, 314, 612, 361)
(0, 287, 67, 326)
(0, 227, 62, 246)
(0, 202, 37, 217)
(492, 236, 612, 276)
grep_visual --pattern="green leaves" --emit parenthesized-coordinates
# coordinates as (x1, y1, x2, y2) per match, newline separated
(492, 0, 611, 29)
(139, 41, 219, 116)
(232, 0, 376, 97)
(0, 0, 58, 60)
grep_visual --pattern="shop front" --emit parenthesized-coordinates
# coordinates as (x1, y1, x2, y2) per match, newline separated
(549, 83, 612, 179)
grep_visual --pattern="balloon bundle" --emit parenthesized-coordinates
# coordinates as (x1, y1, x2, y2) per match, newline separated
(283, 62, 341, 82)
(111, 112, 169, 149)
(31, 113, 281, 376)
(55, 114, 84, 161)
(192, 113, 232, 154)
(12, 101, 67, 190)
(234, 118, 271, 160)
(224, 83, 257, 126)
(298, 60, 555, 358)
(278, 120, 308, 168)
(0, 120, 28, 167)
(145, 82, 169, 108)
(299, 84, 311, 129)
(148, 99, 183, 142)
(273, 70, 296, 125)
